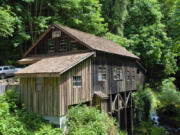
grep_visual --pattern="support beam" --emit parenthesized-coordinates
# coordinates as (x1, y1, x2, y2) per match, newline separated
(109, 94, 112, 116)
(130, 92, 134, 135)
(124, 92, 127, 133)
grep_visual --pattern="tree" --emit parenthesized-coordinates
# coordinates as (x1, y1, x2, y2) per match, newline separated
(101, 0, 129, 36)
(57, 0, 107, 36)
(124, 0, 178, 83)
(0, 6, 15, 37)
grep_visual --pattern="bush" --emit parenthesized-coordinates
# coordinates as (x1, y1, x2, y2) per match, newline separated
(134, 120, 167, 135)
(132, 86, 152, 121)
(0, 89, 62, 135)
(158, 78, 180, 113)
(66, 105, 123, 135)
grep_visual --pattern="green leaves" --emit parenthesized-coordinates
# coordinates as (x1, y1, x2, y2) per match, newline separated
(58, 0, 107, 36)
(67, 105, 120, 135)
(0, 6, 16, 37)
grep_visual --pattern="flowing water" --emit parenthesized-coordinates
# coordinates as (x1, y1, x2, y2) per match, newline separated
(150, 109, 180, 135)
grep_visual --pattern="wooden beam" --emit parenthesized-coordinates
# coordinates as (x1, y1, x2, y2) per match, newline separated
(124, 92, 127, 133)
(130, 92, 134, 135)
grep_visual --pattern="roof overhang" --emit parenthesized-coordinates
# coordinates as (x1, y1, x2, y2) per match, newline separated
(16, 52, 95, 77)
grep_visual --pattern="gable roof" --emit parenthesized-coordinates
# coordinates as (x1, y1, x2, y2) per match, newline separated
(16, 52, 94, 77)
(24, 23, 139, 59)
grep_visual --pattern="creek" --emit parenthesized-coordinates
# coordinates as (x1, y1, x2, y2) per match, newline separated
(150, 109, 180, 135)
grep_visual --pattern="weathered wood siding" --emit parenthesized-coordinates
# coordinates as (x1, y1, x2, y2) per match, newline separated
(28, 28, 88, 56)
(20, 77, 60, 116)
(59, 58, 92, 115)
(92, 52, 142, 94)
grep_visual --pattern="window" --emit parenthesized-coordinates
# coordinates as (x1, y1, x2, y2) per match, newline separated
(59, 36, 68, 52)
(10, 66, 15, 70)
(0, 68, 2, 71)
(132, 71, 135, 81)
(73, 76, 82, 87)
(3, 67, 9, 70)
(36, 77, 42, 92)
(113, 67, 123, 80)
(52, 31, 61, 38)
(127, 71, 130, 81)
(48, 39, 55, 53)
(98, 66, 106, 81)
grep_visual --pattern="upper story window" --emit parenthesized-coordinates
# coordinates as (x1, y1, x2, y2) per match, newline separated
(59, 36, 68, 52)
(98, 66, 106, 81)
(73, 76, 82, 87)
(52, 31, 61, 39)
(132, 71, 135, 81)
(36, 77, 42, 92)
(48, 39, 55, 53)
(126, 71, 130, 81)
(113, 67, 123, 80)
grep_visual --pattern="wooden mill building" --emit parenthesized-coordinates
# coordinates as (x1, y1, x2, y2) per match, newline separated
(15, 23, 145, 134)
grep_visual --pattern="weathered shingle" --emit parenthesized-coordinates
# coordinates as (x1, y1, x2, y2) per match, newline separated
(55, 24, 139, 59)
(16, 52, 94, 76)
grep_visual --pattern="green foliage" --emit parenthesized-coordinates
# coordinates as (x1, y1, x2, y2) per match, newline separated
(104, 32, 131, 48)
(157, 78, 180, 113)
(124, 0, 178, 79)
(58, 0, 107, 36)
(67, 105, 121, 135)
(0, 6, 16, 37)
(132, 86, 152, 121)
(101, 0, 128, 35)
(0, 89, 62, 135)
(134, 120, 167, 135)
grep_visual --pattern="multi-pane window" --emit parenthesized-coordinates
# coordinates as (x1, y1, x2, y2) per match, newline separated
(98, 66, 106, 81)
(36, 77, 42, 92)
(48, 39, 55, 53)
(73, 76, 82, 87)
(126, 71, 130, 81)
(132, 71, 135, 81)
(113, 67, 123, 80)
(59, 36, 68, 52)
(52, 31, 61, 39)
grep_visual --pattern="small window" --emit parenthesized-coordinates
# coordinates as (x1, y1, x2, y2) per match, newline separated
(132, 71, 135, 81)
(3, 67, 9, 70)
(127, 71, 130, 81)
(36, 77, 42, 92)
(0, 68, 2, 71)
(48, 39, 55, 53)
(98, 66, 106, 81)
(73, 76, 82, 87)
(113, 67, 123, 80)
(59, 36, 68, 52)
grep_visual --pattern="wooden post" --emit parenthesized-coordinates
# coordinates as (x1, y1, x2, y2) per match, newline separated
(89, 100, 93, 107)
(124, 92, 127, 133)
(130, 92, 134, 135)
(109, 94, 112, 116)
(118, 93, 120, 128)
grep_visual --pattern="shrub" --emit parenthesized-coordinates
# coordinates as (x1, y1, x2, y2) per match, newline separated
(0, 89, 62, 135)
(134, 120, 167, 135)
(157, 77, 180, 114)
(66, 105, 122, 135)
(132, 86, 152, 121)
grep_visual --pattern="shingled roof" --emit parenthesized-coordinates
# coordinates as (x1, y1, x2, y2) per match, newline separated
(16, 52, 94, 76)
(24, 23, 139, 59)
(54, 24, 139, 59)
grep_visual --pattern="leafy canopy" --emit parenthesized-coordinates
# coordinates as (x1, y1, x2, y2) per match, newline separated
(0, 6, 16, 37)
